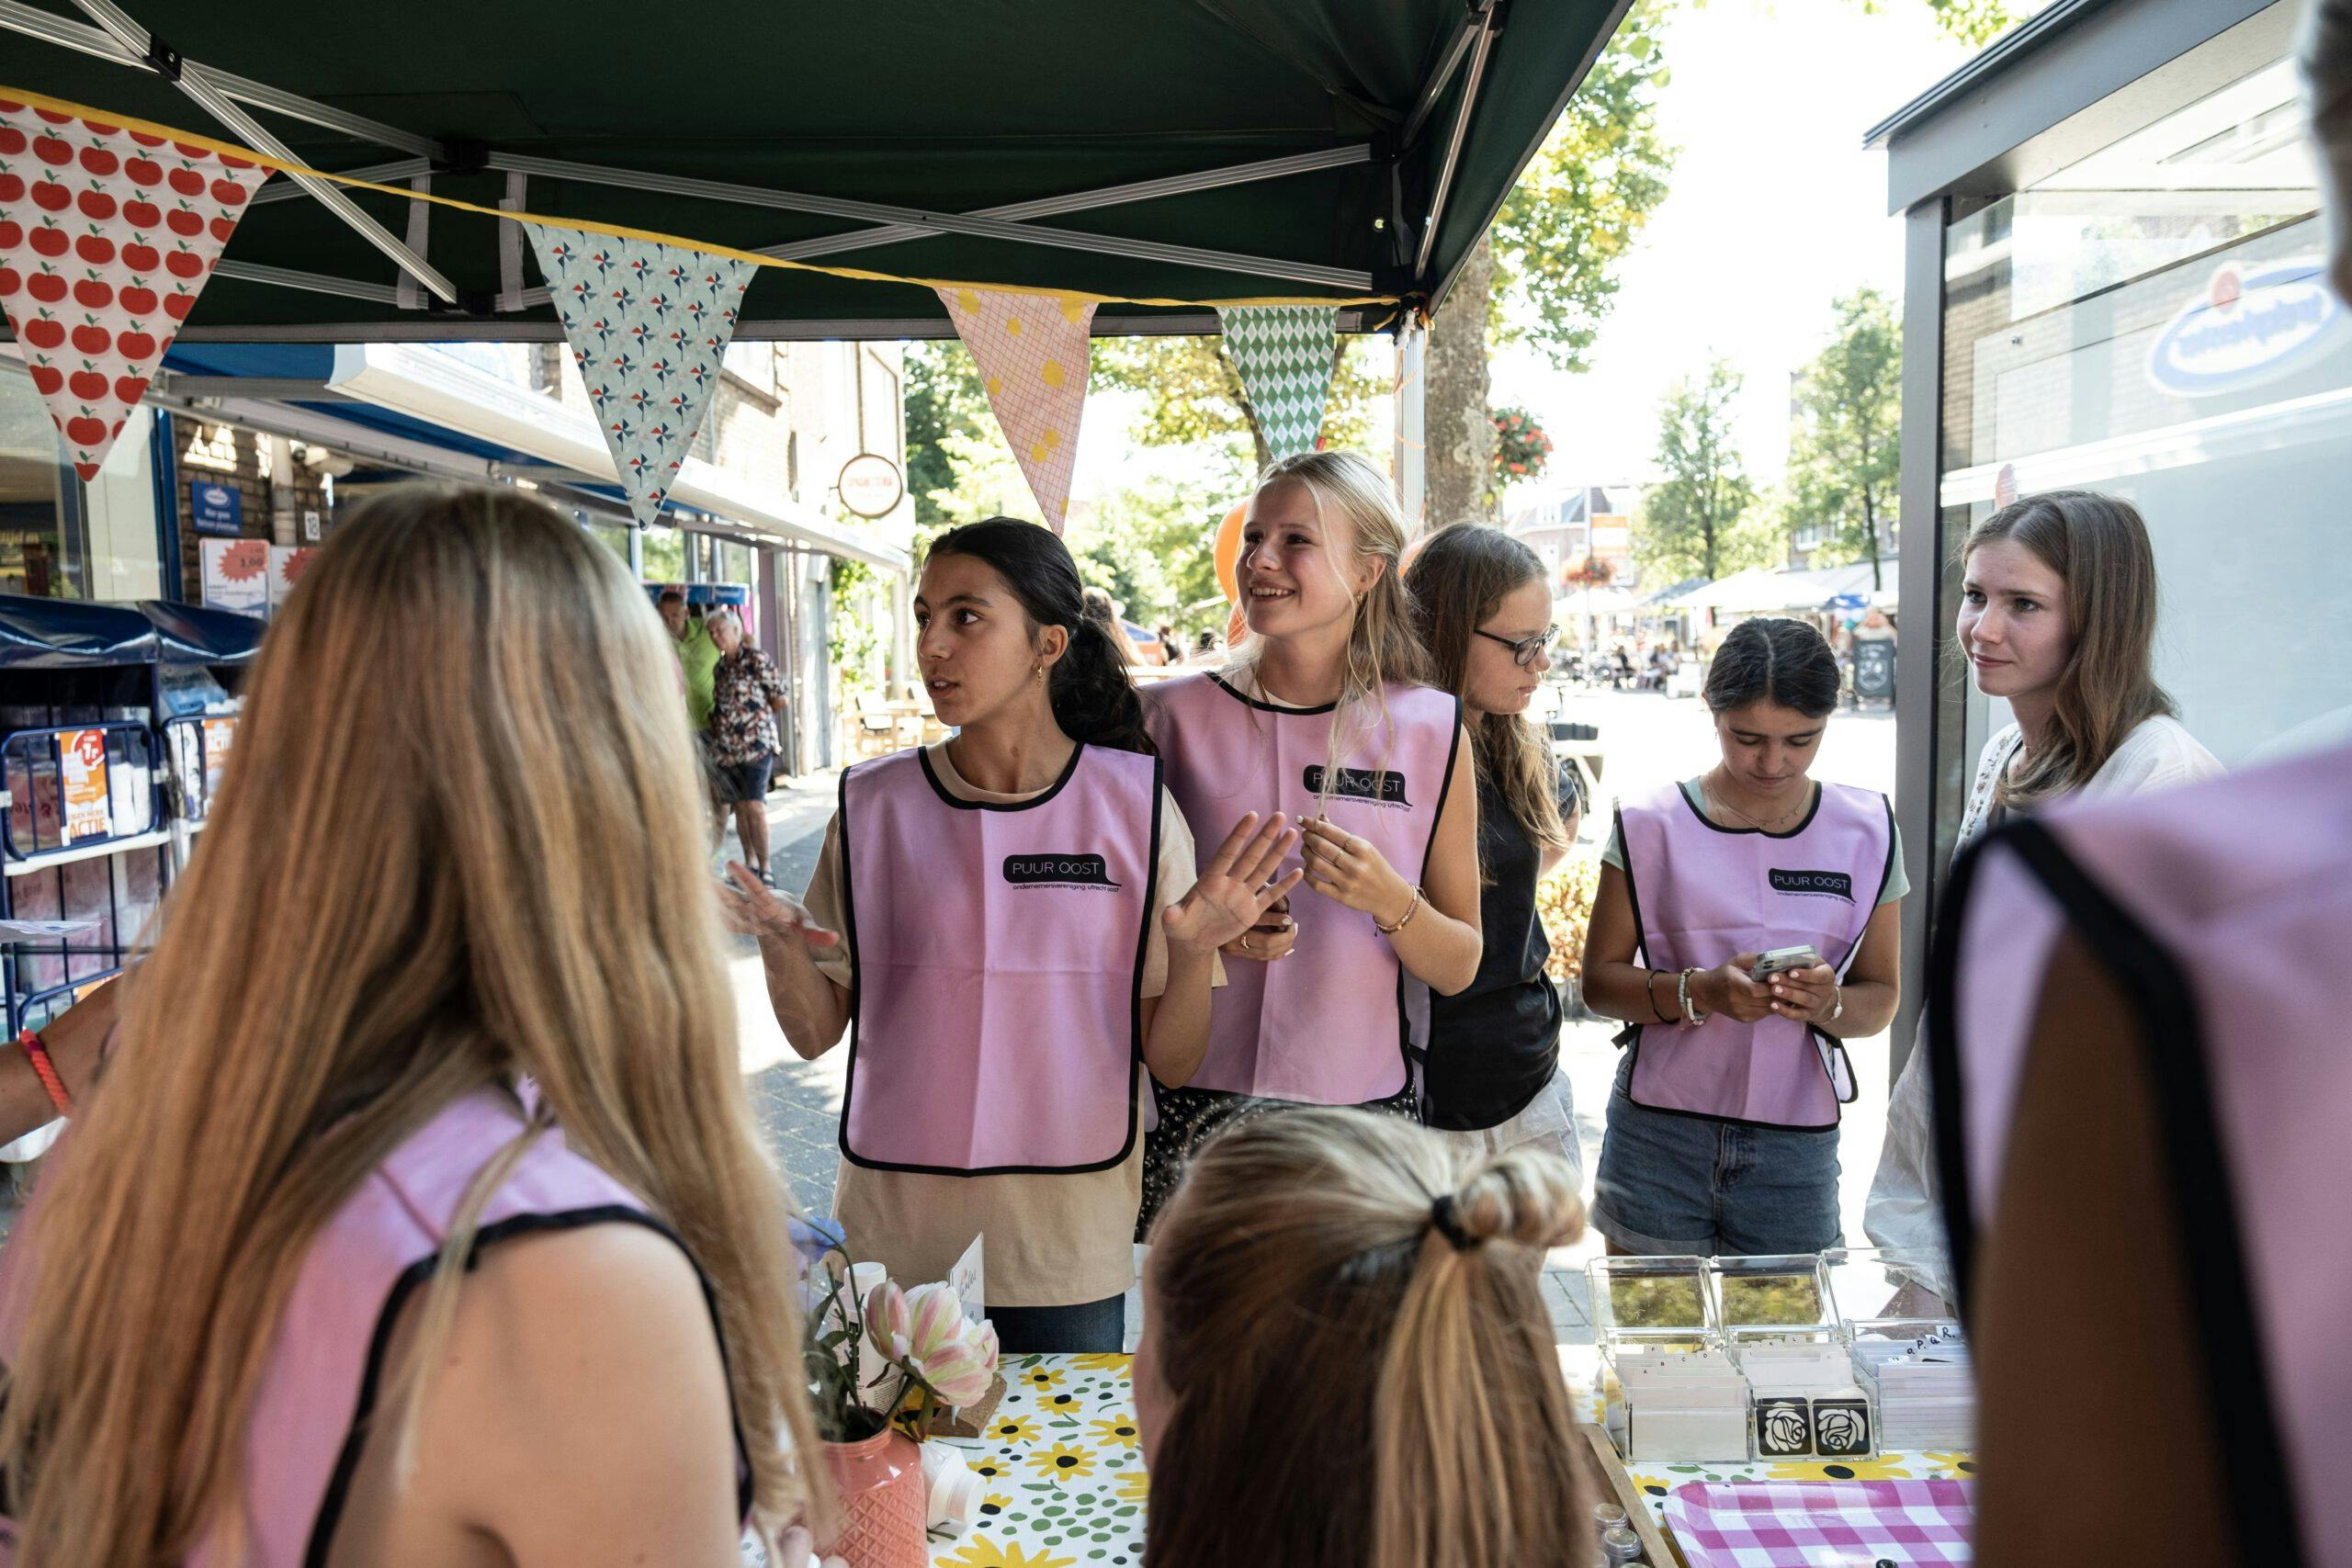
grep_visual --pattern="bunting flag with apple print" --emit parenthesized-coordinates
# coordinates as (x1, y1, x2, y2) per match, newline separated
(527, 225, 755, 526)
(0, 97, 268, 480)
(936, 287, 1096, 532)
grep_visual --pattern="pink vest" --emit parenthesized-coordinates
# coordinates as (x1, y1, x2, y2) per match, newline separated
(1616, 781, 1894, 1128)
(1932, 742, 2352, 1568)
(1141, 673, 1461, 1103)
(838, 743, 1159, 1174)
(0, 1089, 750, 1565)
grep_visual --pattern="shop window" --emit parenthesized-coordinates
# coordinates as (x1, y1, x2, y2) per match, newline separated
(0, 376, 85, 599)
(1939, 54, 2352, 764)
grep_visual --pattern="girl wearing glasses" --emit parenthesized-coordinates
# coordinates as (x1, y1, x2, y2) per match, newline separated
(1579, 617, 1904, 1257)
(1136, 453, 1482, 1232)
(1403, 527, 1585, 1172)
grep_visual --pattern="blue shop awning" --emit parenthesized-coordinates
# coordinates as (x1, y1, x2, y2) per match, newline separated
(137, 601, 266, 667)
(0, 596, 159, 669)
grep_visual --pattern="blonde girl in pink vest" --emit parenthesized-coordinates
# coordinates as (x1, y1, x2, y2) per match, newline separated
(0, 486, 827, 1567)
(1581, 617, 1905, 1257)
(728, 518, 1298, 1353)
(1137, 453, 1483, 1229)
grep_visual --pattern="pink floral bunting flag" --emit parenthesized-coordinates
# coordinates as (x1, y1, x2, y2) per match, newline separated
(936, 288, 1096, 532)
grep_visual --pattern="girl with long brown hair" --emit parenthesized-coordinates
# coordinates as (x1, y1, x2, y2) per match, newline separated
(1135, 1107, 1589, 1568)
(0, 484, 826, 1566)
(1867, 490, 2220, 1272)
(1404, 525, 1584, 1172)
(1136, 451, 1482, 1229)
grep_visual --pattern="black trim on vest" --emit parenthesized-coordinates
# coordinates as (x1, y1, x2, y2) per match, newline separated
(1613, 786, 1886, 1134)
(1205, 671, 1339, 716)
(1674, 776, 1824, 839)
(307, 1206, 754, 1568)
(1928, 818, 2307, 1565)
(1389, 700, 1465, 1107)
(916, 738, 1084, 811)
(836, 747, 1158, 1178)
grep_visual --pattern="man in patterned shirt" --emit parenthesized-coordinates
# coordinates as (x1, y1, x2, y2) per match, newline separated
(707, 608, 788, 885)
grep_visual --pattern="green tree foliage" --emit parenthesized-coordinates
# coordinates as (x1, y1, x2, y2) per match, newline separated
(1849, 0, 2017, 48)
(1089, 333, 1388, 471)
(902, 339, 996, 552)
(1065, 459, 1243, 639)
(1487, 0, 1677, 374)
(1783, 287, 1902, 588)
(1635, 356, 1770, 583)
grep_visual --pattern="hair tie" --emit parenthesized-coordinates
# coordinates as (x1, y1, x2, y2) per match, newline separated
(1428, 1193, 1476, 1252)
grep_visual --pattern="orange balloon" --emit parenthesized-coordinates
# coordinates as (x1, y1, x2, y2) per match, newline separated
(1214, 498, 1249, 604)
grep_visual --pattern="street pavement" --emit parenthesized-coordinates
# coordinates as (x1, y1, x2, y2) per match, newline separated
(734, 685, 1901, 1345)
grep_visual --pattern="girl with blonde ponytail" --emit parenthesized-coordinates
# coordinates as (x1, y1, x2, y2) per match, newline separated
(1136, 1108, 1590, 1568)
(1137, 453, 1481, 1229)
(0, 484, 827, 1565)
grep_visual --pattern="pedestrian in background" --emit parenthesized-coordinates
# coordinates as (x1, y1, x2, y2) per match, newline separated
(708, 607, 788, 886)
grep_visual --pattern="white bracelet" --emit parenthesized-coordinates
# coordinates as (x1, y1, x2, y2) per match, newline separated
(1676, 967, 1707, 1026)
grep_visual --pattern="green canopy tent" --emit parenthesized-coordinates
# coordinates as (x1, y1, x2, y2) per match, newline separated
(0, 0, 1631, 344)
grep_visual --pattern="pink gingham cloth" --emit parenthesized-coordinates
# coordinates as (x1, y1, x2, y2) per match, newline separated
(1664, 1479, 1974, 1567)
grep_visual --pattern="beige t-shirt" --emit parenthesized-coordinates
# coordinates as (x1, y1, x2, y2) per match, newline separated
(802, 741, 1211, 1306)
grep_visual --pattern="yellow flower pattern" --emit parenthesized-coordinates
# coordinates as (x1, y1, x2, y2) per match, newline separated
(941, 1539, 1078, 1568)
(1018, 1366, 1066, 1392)
(1767, 1454, 1917, 1483)
(1026, 1441, 1097, 1480)
(1090, 1416, 1140, 1450)
(1113, 1468, 1150, 1505)
(987, 1415, 1037, 1444)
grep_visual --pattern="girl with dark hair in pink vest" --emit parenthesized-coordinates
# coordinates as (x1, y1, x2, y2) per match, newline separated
(728, 517, 1297, 1353)
(1581, 616, 1905, 1258)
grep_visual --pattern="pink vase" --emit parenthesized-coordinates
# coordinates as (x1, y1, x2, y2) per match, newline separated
(821, 1426, 929, 1568)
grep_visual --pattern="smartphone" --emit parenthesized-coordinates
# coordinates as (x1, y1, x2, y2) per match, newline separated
(1752, 945, 1823, 981)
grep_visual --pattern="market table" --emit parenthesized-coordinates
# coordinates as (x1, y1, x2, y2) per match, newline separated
(927, 1353, 1148, 1568)
(924, 1351, 1975, 1567)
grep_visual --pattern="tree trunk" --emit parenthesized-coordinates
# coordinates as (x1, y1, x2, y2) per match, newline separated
(1423, 233, 1497, 530)
(1216, 341, 1274, 473)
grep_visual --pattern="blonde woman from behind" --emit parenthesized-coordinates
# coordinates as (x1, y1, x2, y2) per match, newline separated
(0, 484, 826, 1566)
(1136, 1107, 1589, 1568)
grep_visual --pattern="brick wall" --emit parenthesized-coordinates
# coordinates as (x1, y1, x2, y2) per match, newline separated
(169, 416, 334, 600)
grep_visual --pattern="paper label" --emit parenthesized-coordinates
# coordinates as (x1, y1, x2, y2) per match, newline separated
(59, 729, 111, 844)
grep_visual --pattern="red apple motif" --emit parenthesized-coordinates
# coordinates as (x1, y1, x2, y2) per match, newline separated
(32, 137, 71, 167)
(80, 118, 116, 139)
(75, 235, 116, 266)
(172, 142, 209, 161)
(30, 181, 73, 214)
(0, 220, 18, 249)
(163, 292, 197, 321)
(209, 216, 237, 243)
(165, 250, 205, 279)
(76, 190, 117, 222)
(71, 322, 110, 355)
(114, 376, 149, 403)
(74, 279, 112, 310)
(125, 200, 162, 229)
(23, 316, 66, 350)
(128, 131, 165, 149)
(0, 98, 24, 114)
(0, 174, 22, 202)
(33, 110, 73, 126)
(68, 370, 107, 401)
(0, 127, 25, 155)
(78, 147, 119, 177)
(120, 285, 157, 314)
(209, 179, 248, 207)
(64, 416, 107, 449)
(166, 208, 204, 238)
(116, 330, 155, 359)
(123, 243, 160, 273)
(29, 226, 70, 259)
(127, 156, 163, 186)
(28, 366, 62, 395)
(28, 271, 67, 305)
(167, 167, 205, 197)
(0, 265, 18, 299)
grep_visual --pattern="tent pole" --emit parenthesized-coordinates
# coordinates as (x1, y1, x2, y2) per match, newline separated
(487, 152, 1374, 294)
(214, 260, 401, 304)
(0, 0, 440, 157)
(248, 159, 434, 204)
(62, 0, 458, 301)
(1414, 4, 1502, 280)
(766, 144, 1374, 264)
(1402, 15, 1483, 151)
(1392, 320, 1426, 528)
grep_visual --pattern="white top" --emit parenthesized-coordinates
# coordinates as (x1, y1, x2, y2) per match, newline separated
(1865, 714, 2223, 1289)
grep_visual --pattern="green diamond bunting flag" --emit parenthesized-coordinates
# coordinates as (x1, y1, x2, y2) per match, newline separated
(1216, 305, 1339, 461)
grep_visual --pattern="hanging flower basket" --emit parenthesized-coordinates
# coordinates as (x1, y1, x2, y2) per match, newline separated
(1491, 406, 1554, 483)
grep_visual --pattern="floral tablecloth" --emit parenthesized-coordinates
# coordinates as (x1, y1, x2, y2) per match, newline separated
(928, 1353, 1148, 1568)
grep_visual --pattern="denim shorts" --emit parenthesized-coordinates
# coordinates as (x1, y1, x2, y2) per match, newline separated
(1589, 1056, 1843, 1257)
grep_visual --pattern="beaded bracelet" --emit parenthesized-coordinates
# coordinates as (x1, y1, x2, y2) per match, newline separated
(18, 1028, 70, 1117)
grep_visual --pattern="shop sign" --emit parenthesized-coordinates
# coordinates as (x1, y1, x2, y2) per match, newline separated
(2147, 258, 2352, 398)
(191, 481, 243, 537)
(837, 453, 906, 519)
(198, 538, 269, 617)
(58, 729, 110, 844)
